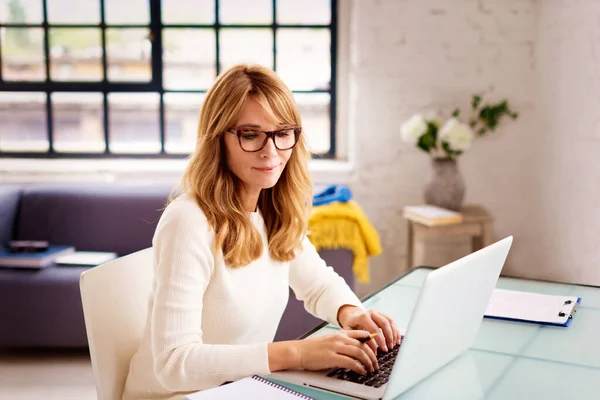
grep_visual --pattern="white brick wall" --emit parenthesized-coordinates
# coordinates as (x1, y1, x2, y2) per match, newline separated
(346, 0, 600, 295)
(531, 0, 600, 285)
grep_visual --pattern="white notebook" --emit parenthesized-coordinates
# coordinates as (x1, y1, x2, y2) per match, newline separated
(54, 251, 117, 266)
(484, 289, 581, 327)
(402, 205, 463, 226)
(185, 376, 314, 400)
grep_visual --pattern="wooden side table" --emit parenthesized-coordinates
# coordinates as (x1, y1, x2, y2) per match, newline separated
(406, 205, 494, 269)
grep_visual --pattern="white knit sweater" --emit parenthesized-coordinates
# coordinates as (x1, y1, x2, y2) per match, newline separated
(122, 194, 363, 400)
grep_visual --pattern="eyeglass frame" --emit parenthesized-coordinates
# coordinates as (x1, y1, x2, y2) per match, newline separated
(226, 126, 302, 152)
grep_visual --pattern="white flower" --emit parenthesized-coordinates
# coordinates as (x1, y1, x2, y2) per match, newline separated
(400, 114, 428, 144)
(439, 118, 474, 152)
(425, 112, 443, 129)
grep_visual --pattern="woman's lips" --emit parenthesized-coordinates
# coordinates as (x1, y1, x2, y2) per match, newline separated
(254, 165, 279, 172)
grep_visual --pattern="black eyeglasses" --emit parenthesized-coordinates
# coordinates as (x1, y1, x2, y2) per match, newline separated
(226, 127, 301, 152)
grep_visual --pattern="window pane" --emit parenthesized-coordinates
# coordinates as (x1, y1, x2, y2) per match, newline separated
(104, 0, 149, 24)
(0, 27, 45, 81)
(47, 0, 100, 24)
(108, 93, 160, 154)
(0, 0, 43, 24)
(164, 93, 204, 154)
(0, 92, 47, 152)
(49, 28, 103, 81)
(294, 93, 329, 154)
(276, 28, 330, 91)
(220, 29, 273, 72)
(163, 29, 215, 90)
(106, 28, 151, 82)
(220, 0, 271, 24)
(277, 0, 330, 24)
(162, 0, 214, 24)
(52, 92, 104, 153)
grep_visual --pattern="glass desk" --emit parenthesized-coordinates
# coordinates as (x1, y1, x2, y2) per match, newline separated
(272, 267, 600, 399)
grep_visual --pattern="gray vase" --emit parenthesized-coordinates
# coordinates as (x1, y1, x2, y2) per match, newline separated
(423, 158, 465, 211)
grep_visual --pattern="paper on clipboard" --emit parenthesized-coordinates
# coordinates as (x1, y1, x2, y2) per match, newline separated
(484, 288, 580, 326)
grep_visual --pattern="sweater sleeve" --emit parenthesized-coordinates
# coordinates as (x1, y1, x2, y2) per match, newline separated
(288, 236, 365, 327)
(150, 201, 271, 392)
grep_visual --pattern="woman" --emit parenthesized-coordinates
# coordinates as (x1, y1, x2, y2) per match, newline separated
(122, 64, 401, 400)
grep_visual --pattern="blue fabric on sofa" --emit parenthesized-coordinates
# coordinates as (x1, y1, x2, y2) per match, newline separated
(0, 183, 354, 348)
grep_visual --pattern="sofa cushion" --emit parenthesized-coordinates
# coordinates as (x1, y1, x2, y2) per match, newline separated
(16, 183, 174, 256)
(0, 265, 89, 347)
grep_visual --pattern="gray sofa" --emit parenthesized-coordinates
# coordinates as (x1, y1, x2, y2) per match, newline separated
(0, 183, 354, 348)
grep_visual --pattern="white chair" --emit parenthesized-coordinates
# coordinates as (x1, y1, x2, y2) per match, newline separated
(80, 248, 154, 400)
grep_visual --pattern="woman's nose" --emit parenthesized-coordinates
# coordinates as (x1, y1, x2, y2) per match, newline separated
(260, 136, 279, 157)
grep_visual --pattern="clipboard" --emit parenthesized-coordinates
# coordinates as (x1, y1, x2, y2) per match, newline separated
(484, 289, 581, 327)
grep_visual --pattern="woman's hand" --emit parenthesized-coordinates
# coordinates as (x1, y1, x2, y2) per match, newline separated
(291, 330, 380, 375)
(337, 305, 401, 354)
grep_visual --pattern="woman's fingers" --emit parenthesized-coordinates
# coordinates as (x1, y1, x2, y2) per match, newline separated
(346, 330, 379, 360)
(380, 312, 401, 345)
(343, 333, 378, 370)
(333, 354, 367, 375)
(339, 343, 375, 373)
(337, 337, 374, 372)
(371, 312, 394, 350)
(381, 314, 402, 345)
(357, 318, 387, 352)
(361, 341, 379, 370)
(365, 335, 378, 356)
(340, 332, 379, 372)
(343, 329, 372, 340)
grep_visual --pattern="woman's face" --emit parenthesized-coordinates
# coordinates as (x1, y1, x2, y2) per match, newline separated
(223, 97, 293, 198)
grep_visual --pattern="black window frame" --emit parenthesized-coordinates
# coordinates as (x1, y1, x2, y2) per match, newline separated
(0, 0, 337, 159)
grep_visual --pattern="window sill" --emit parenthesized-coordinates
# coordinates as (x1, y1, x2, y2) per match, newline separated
(0, 157, 357, 184)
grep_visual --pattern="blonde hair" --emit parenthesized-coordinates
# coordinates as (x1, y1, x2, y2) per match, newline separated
(178, 64, 313, 267)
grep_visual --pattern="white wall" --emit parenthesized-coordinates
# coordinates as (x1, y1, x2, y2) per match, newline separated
(531, 0, 600, 285)
(346, 0, 600, 295)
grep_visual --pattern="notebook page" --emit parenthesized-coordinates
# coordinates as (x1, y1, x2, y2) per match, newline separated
(485, 289, 579, 324)
(185, 376, 307, 400)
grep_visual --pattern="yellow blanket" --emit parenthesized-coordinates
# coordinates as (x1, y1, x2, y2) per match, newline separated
(308, 201, 382, 283)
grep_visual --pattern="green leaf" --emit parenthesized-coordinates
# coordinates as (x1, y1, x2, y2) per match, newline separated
(472, 95, 482, 109)
(417, 135, 431, 153)
(417, 122, 438, 153)
(441, 141, 463, 158)
(451, 108, 460, 118)
(469, 97, 518, 135)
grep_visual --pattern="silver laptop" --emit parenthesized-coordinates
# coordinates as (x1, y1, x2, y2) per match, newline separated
(268, 236, 513, 400)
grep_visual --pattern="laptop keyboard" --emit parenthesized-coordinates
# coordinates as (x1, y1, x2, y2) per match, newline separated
(326, 342, 402, 388)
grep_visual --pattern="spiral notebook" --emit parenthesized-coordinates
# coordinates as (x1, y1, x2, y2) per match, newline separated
(184, 375, 314, 400)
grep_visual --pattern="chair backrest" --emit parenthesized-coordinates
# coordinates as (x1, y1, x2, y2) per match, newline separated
(80, 248, 154, 400)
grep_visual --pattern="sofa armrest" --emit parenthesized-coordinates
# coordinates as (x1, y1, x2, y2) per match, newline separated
(0, 185, 22, 246)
